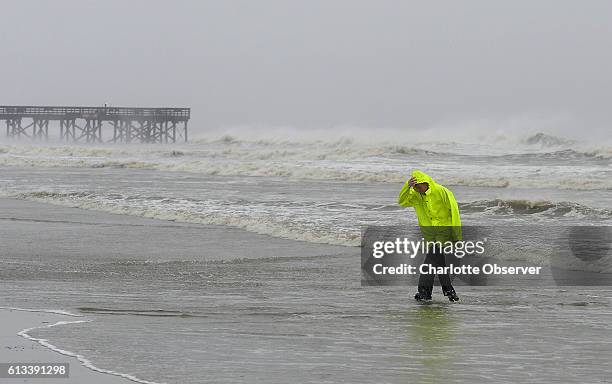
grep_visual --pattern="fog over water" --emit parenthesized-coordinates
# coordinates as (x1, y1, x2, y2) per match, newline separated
(1, 0, 612, 139)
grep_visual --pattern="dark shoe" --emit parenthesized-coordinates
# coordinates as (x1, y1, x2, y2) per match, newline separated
(414, 291, 432, 301)
(444, 289, 459, 302)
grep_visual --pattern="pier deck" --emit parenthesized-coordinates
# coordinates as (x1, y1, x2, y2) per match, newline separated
(0, 105, 190, 143)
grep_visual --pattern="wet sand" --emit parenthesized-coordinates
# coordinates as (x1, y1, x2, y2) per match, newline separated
(0, 308, 134, 383)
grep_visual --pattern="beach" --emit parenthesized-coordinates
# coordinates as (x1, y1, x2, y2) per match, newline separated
(0, 308, 136, 383)
(1, 194, 612, 383)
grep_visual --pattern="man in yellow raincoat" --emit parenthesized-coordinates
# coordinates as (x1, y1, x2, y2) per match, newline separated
(398, 170, 461, 302)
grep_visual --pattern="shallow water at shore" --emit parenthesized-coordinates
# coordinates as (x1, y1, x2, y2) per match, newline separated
(1, 167, 610, 248)
(2, 199, 612, 383)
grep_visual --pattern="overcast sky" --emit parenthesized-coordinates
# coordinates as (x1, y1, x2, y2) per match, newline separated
(1, 0, 611, 136)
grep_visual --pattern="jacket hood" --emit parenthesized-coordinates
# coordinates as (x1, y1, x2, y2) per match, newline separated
(411, 170, 435, 186)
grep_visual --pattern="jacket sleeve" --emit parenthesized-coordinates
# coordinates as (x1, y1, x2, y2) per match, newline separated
(397, 180, 418, 207)
(446, 189, 462, 241)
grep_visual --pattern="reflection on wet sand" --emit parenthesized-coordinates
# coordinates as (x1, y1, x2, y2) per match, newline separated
(400, 304, 458, 384)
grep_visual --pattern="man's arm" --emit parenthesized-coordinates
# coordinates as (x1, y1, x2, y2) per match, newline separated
(398, 177, 418, 207)
(445, 189, 462, 241)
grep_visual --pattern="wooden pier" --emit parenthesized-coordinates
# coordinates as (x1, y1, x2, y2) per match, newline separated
(0, 105, 190, 143)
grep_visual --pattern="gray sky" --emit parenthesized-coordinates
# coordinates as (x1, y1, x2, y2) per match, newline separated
(1, 0, 611, 136)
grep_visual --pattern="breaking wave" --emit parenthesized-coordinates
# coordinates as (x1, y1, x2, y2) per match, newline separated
(522, 132, 574, 147)
(2, 187, 610, 247)
(0, 141, 610, 190)
(461, 199, 612, 218)
(2, 190, 362, 246)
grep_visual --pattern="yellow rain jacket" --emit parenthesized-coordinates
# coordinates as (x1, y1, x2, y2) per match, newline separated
(397, 170, 462, 242)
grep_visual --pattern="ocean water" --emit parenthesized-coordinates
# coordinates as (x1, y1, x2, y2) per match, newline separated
(1, 131, 611, 383)
(0, 132, 611, 246)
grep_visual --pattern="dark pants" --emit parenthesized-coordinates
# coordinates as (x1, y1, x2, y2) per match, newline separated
(417, 249, 455, 296)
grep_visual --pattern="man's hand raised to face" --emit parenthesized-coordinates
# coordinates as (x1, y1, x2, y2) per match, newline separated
(408, 176, 417, 188)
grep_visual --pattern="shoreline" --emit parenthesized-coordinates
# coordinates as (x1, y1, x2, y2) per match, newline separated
(0, 196, 352, 265)
(0, 307, 154, 384)
(0, 190, 361, 247)
(1, 186, 611, 382)
(0, 196, 354, 383)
